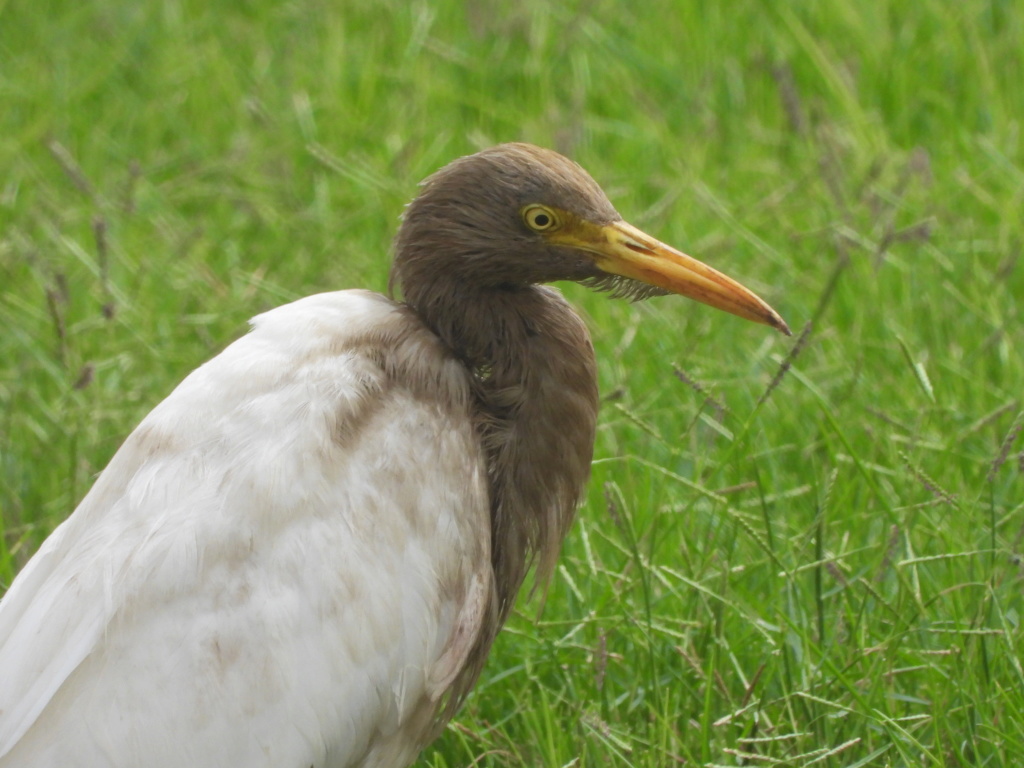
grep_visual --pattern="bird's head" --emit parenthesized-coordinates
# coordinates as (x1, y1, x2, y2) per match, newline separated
(391, 143, 789, 335)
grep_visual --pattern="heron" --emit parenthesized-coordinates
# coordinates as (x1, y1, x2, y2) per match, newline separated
(0, 143, 788, 767)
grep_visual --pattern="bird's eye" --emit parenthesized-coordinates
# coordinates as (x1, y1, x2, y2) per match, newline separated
(522, 205, 559, 232)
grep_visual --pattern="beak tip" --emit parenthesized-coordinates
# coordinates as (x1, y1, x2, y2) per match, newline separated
(757, 304, 791, 336)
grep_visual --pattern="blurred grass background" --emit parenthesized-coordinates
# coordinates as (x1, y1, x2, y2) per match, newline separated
(2, 0, 1023, 765)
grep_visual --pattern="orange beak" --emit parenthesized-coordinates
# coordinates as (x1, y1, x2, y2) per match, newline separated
(554, 218, 791, 335)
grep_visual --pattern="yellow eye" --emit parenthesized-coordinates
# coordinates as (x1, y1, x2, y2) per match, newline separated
(522, 205, 559, 232)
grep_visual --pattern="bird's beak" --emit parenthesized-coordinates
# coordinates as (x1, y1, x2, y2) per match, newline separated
(560, 219, 791, 335)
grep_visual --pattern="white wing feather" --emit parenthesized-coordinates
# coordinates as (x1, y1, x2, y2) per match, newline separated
(0, 290, 492, 768)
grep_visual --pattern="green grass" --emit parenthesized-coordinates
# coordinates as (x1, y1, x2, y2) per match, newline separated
(2, 0, 1023, 765)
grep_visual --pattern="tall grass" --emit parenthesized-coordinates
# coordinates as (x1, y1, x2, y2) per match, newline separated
(2, 0, 1022, 764)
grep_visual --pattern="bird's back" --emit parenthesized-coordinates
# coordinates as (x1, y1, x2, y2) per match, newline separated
(0, 290, 493, 768)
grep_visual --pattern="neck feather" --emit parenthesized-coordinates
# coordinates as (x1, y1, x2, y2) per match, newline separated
(407, 282, 599, 620)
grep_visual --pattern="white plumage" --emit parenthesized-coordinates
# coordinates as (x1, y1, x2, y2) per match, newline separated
(0, 291, 492, 767)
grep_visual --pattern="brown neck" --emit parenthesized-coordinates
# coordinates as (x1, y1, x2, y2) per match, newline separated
(407, 281, 599, 621)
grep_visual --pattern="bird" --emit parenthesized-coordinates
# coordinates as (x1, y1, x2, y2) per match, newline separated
(0, 143, 788, 767)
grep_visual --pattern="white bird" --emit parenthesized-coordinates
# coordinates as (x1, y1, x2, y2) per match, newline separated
(0, 144, 787, 767)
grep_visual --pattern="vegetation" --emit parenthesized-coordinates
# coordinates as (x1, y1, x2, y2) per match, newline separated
(2, 0, 1022, 765)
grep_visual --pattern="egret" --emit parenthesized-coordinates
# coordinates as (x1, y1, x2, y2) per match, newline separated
(0, 143, 788, 767)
